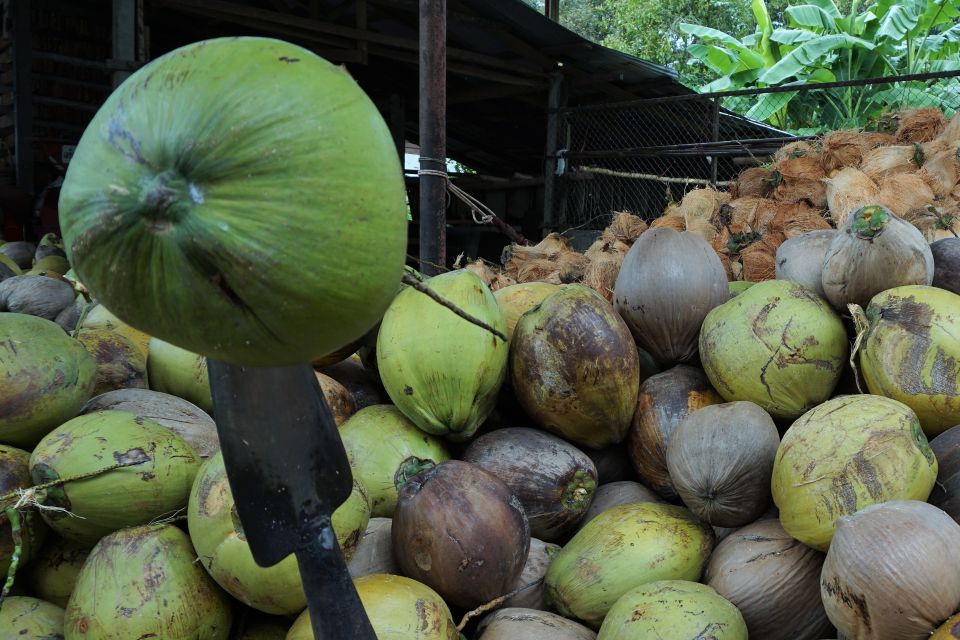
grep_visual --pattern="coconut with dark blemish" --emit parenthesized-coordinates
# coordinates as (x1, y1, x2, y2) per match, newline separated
(858, 285, 960, 437)
(544, 502, 715, 628)
(931, 237, 960, 295)
(698, 279, 848, 420)
(75, 328, 148, 396)
(0, 446, 47, 578)
(771, 395, 937, 551)
(0, 274, 76, 320)
(78, 304, 151, 360)
(821, 500, 960, 639)
(0, 596, 65, 639)
(65, 524, 232, 639)
(28, 410, 201, 546)
(27, 536, 90, 609)
(666, 401, 780, 527)
(79, 387, 219, 458)
(0, 313, 96, 448)
(704, 518, 831, 640)
(463, 427, 598, 541)
(186, 451, 370, 615)
(627, 365, 723, 500)
(477, 608, 597, 640)
(392, 460, 530, 610)
(146, 336, 212, 413)
(511, 285, 640, 450)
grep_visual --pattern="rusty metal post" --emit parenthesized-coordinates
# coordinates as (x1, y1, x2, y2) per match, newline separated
(545, 0, 560, 20)
(418, 0, 446, 276)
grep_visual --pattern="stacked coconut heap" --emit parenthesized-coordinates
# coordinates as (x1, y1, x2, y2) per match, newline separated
(484, 107, 959, 300)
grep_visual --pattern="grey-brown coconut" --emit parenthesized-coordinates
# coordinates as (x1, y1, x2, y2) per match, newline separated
(0, 241, 36, 270)
(931, 237, 960, 295)
(613, 227, 728, 365)
(927, 425, 960, 523)
(477, 608, 596, 640)
(0, 275, 75, 320)
(822, 205, 934, 310)
(574, 481, 663, 534)
(705, 518, 830, 640)
(775, 229, 836, 298)
(502, 537, 559, 611)
(666, 401, 780, 527)
(821, 500, 960, 639)
(346, 518, 398, 578)
(392, 460, 530, 610)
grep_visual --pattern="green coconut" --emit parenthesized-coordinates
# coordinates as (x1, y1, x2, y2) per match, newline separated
(597, 580, 747, 640)
(78, 304, 151, 360)
(29, 410, 201, 546)
(287, 573, 458, 640)
(727, 281, 756, 297)
(75, 328, 148, 396)
(771, 394, 937, 551)
(511, 285, 641, 449)
(59, 37, 407, 368)
(377, 269, 508, 441)
(31, 255, 70, 275)
(187, 451, 370, 615)
(0, 596, 65, 639)
(0, 313, 97, 448)
(0, 446, 47, 578)
(64, 524, 232, 639)
(146, 337, 212, 413)
(340, 405, 451, 517)
(858, 285, 960, 437)
(544, 501, 715, 628)
(698, 279, 848, 420)
(27, 536, 90, 609)
(493, 282, 562, 340)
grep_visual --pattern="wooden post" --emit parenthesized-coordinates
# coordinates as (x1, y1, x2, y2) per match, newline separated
(418, 0, 446, 276)
(11, 0, 33, 195)
(543, 72, 566, 234)
(112, 0, 136, 88)
(545, 0, 559, 21)
(710, 97, 720, 186)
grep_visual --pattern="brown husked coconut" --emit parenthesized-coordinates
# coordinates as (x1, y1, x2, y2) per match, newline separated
(600, 211, 647, 245)
(772, 156, 827, 207)
(877, 172, 936, 216)
(678, 186, 730, 221)
(861, 144, 923, 181)
(649, 214, 687, 232)
(740, 241, 778, 282)
(821, 500, 960, 639)
(705, 518, 831, 640)
(896, 108, 947, 143)
(463, 259, 516, 292)
(824, 167, 881, 227)
(716, 251, 734, 280)
(477, 608, 597, 640)
(751, 198, 782, 234)
(315, 371, 356, 426)
(820, 130, 870, 172)
(920, 148, 960, 198)
(684, 217, 720, 244)
(732, 167, 773, 198)
(940, 114, 960, 145)
(771, 202, 831, 239)
(715, 198, 764, 234)
(774, 140, 817, 163)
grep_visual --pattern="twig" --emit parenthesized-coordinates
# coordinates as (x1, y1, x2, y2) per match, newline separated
(456, 577, 545, 631)
(847, 303, 869, 394)
(0, 509, 21, 611)
(401, 273, 508, 343)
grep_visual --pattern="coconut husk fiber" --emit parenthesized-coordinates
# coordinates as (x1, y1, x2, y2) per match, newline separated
(877, 173, 936, 217)
(919, 148, 960, 198)
(502, 232, 586, 284)
(772, 155, 827, 207)
(715, 197, 777, 235)
(770, 202, 831, 240)
(820, 130, 870, 172)
(896, 108, 947, 143)
(678, 187, 730, 221)
(685, 217, 719, 244)
(650, 214, 687, 232)
(824, 167, 881, 227)
(774, 140, 817, 163)
(600, 211, 647, 246)
(462, 259, 516, 292)
(584, 247, 627, 302)
(861, 144, 922, 181)
(732, 167, 774, 199)
(904, 205, 960, 242)
(940, 115, 960, 146)
(740, 241, 778, 282)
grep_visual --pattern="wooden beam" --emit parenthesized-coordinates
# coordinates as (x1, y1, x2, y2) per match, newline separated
(112, 0, 137, 87)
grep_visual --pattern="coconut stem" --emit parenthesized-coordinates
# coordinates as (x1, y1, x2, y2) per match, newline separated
(393, 457, 437, 492)
(851, 206, 890, 239)
(401, 273, 508, 342)
(848, 303, 869, 394)
(0, 508, 21, 610)
(455, 577, 545, 632)
(561, 470, 597, 513)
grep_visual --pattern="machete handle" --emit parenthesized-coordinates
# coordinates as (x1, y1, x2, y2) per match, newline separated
(297, 521, 378, 640)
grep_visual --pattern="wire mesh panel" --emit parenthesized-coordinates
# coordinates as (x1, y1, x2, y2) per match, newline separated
(554, 70, 960, 230)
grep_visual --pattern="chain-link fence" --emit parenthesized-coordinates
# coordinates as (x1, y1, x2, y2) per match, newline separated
(552, 69, 960, 230)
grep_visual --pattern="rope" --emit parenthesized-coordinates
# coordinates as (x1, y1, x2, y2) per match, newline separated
(575, 165, 734, 187)
(417, 159, 498, 226)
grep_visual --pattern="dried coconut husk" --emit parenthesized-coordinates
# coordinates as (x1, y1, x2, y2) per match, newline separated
(464, 259, 499, 286)
(895, 108, 947, 143)
(601, 211, 647, 245)
(823, 167, 881, 227)
(741, 241, 778, 282)
(940, 115, 960, 145)
(820, 130, 869, 172)
(877, 172, 936, 216)
(678, 186, 730, 221)
(861, 144, 923, 181)
(750, 198, 781, 235)
(770, 202, 831, 241)
(716, 251, 734, 281)
(903, 205, 960, 242)
(772, 156, 827, 207)
(711, 226, 732, 254)
(650, 214, 687, 232)
(685, 217, 719, 244)
(774, 140, 817, 163)
(584, 249, 626, 302)
(555, 251, 589, 283)
(516, 257, 559, 283)
(919, 148, 960, 197)
(732, 167, 774, 199)
(862, 131, 898, 148)
(730, 258, 743, 280)
(715, 197, 775, 235)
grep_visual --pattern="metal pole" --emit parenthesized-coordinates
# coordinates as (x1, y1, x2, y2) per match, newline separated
(543, 72, 566, 234)
(418, 0, 446, 276)
(710, 97, 720, 186)
(11, 0, 34, 196)
(545, 0, 559, 21)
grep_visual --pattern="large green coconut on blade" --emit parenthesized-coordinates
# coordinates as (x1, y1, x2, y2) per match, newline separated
(698, 279, 848, 420)
(857, 285, 960, 437)
(146, 337, 212, 413)
(0, 313, 96, 448)
(65, 524, 232, 639)
(339, 405, 450, 517)
(29, 410, 201, 546)
(0, 446, 47, 577)
(544, 501, 714, 628)
(59, 37, 407, 367)
(0, 596, 65, 639)
(187, 451, 370, 615)
(377, 269, 508, 441)
(511, 285, 640, 449)
(771, 394, 937, 551)
(596, 580, 747, 640)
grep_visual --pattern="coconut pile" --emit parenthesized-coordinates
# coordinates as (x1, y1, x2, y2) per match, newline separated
(484, 108, 960, 299)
